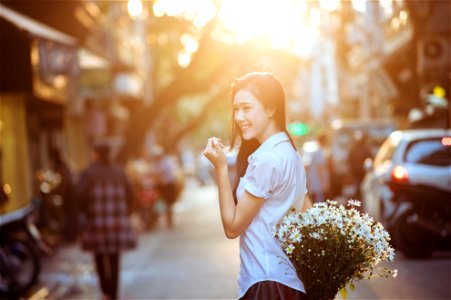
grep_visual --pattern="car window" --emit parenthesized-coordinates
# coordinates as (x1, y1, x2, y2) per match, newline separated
(367, 126, 396, 141)
(405, 138, 451, 167)
(373, 138, 396, 168)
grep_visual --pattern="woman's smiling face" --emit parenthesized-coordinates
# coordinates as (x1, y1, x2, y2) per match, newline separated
(233, 89, 273, 143)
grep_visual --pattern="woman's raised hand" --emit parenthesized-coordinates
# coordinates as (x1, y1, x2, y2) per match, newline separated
(203, 137, 227, 168)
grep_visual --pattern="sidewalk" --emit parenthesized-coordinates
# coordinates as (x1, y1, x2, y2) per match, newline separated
(26, 181, 240, 300)
(26, 244, 97, 300)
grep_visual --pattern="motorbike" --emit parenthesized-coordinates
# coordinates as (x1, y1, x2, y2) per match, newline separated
(36, 169, 65, 236)
(0, 202, 44, 297)
(387, 182, 451, 258)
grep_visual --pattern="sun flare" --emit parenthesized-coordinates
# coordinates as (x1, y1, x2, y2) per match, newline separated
(153, 0, 325, 58)
(217, 0, 312, 50)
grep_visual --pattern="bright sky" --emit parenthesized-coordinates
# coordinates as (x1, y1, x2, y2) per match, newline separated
(144, 0, 393, 67)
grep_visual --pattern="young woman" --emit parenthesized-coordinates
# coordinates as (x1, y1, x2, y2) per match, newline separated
(204, 72, 311, 300)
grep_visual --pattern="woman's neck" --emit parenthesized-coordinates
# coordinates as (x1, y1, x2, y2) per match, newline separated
(257, 123, 282, 144)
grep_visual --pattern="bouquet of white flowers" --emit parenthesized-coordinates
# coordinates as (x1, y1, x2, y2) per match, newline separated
(274, 200, 397, 300)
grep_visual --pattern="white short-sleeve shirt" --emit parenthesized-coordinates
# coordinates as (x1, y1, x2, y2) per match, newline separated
(236, 132, 307, 298)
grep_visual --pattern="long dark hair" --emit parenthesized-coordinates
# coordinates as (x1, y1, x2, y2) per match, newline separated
(229, 72, 296, 202)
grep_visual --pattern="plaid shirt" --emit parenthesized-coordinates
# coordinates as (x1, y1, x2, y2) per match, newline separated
(78, 162, 137, 253)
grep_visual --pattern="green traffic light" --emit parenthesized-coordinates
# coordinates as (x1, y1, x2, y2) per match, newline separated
(288, 122, 309, 136)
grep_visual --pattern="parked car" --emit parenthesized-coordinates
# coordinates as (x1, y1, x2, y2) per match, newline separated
(328, 119, 397, 198)
(362, 128, 451, 222)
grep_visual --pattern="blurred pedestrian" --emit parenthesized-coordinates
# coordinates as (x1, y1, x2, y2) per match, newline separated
(154, 146, 183, 228)
(49, 147, 78, 242)
(203, 72, 310, 300)
(348, 131, 372, 200)
(305, 134, 330, 203)
(196, 149, 213, 185)
(77, 143, 137, 300)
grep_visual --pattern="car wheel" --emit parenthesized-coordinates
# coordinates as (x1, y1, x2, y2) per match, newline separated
(392, 208, 435, 258)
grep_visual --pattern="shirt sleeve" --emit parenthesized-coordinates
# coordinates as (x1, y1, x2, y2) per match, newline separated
(241, 154, 281, 199)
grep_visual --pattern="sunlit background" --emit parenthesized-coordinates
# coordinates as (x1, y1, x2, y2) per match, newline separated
(0, 2, 449, 299)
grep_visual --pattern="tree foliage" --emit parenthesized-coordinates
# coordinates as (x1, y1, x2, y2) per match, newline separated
(116, 11, 304, 161)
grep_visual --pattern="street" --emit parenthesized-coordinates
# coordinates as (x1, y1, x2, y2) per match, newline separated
(29, 181, 450, 300)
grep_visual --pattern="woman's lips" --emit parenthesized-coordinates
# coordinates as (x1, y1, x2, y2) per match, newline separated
(240, 124, 250, 130)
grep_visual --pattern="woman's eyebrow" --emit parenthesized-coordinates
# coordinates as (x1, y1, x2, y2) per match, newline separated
(234, 100, 253, 106)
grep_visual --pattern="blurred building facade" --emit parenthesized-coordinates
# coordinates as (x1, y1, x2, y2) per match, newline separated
(0, 4, 87, 212)
(342, 0, 450, 126)
(0, 1, 148, 212)
(297, 0, 449, 128)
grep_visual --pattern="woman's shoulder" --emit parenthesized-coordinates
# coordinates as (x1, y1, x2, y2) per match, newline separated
(250, 148, 279, 165)
(248, 141, 298, 170)
(249, 147, 289, 171)
(271, 142, 298, 161)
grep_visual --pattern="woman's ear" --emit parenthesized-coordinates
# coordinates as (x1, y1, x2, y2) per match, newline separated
(266, 107, 276, 118)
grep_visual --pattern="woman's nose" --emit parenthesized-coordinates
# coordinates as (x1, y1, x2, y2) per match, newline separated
(234, 110, 244, 121)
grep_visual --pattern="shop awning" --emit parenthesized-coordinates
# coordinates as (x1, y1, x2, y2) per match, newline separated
(0, 3, 77, 46)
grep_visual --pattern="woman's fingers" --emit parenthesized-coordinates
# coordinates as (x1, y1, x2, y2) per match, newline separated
(203, 137, 226, 164)
(206, 137, 222, 152)
(204, 138, 214, 156)
(211, 137, 225, 149)
(212, 137, 221, 147)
